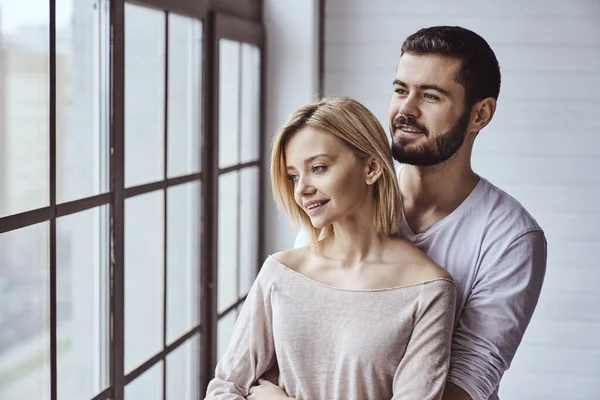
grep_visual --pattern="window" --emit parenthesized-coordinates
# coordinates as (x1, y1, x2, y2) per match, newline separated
(0, 1, 264, 399)
(209, 13, 264, 373)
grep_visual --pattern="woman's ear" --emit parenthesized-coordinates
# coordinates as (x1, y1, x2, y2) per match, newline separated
(365, 158, 384, 185)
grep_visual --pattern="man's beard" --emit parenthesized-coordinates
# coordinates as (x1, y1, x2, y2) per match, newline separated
(390, 111, 470, 166)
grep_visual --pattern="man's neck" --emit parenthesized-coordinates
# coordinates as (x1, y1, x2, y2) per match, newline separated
(399, 157, 480, 234)
(400, 163, 479, 212)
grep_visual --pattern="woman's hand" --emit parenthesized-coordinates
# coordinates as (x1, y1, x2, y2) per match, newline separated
(247, 379, 296, 400)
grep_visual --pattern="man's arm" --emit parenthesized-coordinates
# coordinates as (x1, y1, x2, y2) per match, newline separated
(442, 382, 472, 400)
(293, 228, 307, 249)
(445, 230, 547, 400)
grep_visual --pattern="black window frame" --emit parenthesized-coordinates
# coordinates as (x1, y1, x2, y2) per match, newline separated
(203, 12, 266, 387)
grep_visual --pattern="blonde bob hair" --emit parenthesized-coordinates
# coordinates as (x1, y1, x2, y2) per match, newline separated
(270, 96, 402, 246)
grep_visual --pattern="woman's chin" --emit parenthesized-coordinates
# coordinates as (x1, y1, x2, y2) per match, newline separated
(309, 216, 329, 230)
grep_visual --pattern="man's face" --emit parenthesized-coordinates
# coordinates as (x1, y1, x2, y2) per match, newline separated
(388, 53, 471, 166)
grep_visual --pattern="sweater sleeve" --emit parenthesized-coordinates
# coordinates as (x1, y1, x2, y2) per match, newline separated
(392, 280, 456, 400)
(204, 260, 277, 399)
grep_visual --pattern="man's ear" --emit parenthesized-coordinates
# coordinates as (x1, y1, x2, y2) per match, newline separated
(365, 158, 384, 185)
(468, 97, 496, 136)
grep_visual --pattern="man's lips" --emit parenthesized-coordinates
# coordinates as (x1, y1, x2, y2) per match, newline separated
(395, 124, 425, 134)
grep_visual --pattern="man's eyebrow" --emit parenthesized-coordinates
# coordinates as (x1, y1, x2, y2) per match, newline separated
(418, 84, 451, 97)
(393, 79, 451, 97)
(286, 154, 331, 170)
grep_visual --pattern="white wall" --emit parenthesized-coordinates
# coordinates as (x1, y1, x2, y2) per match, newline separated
(262, 0, 321, 256)
(323, 0, 600, 399)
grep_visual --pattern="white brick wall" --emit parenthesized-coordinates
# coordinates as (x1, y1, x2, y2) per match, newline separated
(263, 0, 320, 256)
(324, 1, 600, 399)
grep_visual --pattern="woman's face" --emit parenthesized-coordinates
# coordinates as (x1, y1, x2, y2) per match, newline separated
(284, 127, 373, 229)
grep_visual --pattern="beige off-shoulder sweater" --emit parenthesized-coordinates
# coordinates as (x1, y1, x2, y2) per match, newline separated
(205, 256, 456, 400)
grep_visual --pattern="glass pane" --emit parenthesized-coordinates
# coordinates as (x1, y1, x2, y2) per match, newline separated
(125, 361, 162, 400)
(236, 300, 245, 319)
(239, 167, 259, 297)
(0, 1, 49, 217)
(168, 14, 202, 178)
(166, 336, 199, 400)
(218, 172, 238, 313)
(240, 44, 261, 163)
(57, 206, 109, 400)
(56, 0, 110, 203)
(125, 191, 164, 373)
(0, 223, 49, 400)
(167, 182, 200, 344)
(218, 39, 240, 169)
(125, 4, 165, 188)
(217, 311, 237, 362)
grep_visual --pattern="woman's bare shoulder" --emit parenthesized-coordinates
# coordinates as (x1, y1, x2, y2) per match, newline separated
(270, 247, 311, 272)
(385, 237, 454, 284)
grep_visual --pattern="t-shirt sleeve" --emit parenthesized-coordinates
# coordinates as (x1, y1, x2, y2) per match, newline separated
(204, 261, 277, 399)
(392, 280, 456, 400)
(293, 228, 308, 249)
(447, 230, 547, 400)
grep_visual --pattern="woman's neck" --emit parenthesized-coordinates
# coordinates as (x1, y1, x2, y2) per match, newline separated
(321, 216, 387, 268)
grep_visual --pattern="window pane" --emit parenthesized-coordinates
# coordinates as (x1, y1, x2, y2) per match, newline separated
(125, 361, 162, 400)
(125, 191, 164, 373)
(240, 44, 260, 163)
(56, 0, 109, 203)
(167, 182, 200, 344)
(56, 206, 109, 400)
(217, 311, 237, 362)
(168, 14, 202, 178)
(166, 336, 199, 400)
(0, 223, 49, 400)
(0, 1, 50, 217)
(218, 39, 240, 169)
(125, 4, 165, 188)
(239, 167, 259, 297)
(218, 172, 238, 313)
(236, 300, 245, 319)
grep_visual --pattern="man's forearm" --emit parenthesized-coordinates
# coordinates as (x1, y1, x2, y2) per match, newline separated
(442, 382, 472, 400)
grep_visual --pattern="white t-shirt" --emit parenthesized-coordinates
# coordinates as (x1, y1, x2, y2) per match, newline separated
(294, 175, 547, 400)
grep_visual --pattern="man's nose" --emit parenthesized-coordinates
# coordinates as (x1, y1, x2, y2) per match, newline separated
(398, 93, 421, 119)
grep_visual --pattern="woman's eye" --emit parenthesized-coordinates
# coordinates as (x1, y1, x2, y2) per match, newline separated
(287, 174, 298, 183)
(313, 165, 327, 174)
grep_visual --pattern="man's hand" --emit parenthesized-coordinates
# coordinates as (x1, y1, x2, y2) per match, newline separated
(247, 379, 296, 400)
(442, 382, 472, 400)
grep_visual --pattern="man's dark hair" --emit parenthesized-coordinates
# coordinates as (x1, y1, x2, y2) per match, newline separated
(401, 26, 501, 108)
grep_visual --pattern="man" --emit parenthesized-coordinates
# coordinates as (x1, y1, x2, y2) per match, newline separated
(253, 26, 547, 400)
(380, 25, 547, 399)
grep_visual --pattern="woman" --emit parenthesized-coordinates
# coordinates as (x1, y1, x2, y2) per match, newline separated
(205, 97, 456, 400)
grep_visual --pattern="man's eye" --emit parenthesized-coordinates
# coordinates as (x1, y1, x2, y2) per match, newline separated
(394, 88, 407, 95)
(424, 93, 439, 100)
